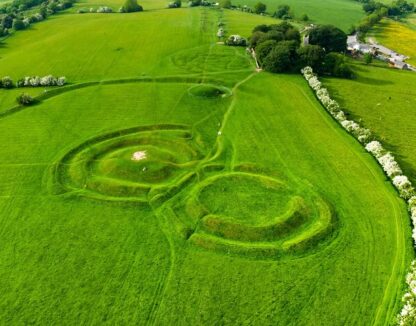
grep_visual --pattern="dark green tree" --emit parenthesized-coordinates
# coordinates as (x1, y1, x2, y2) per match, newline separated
(1, 15, 14, 29)
(255, 39, 277, 65)
(297, 44, 325, 70)
(263, 40, 298, 73)
(249, 31, 266, 47)
(258, 30, 284, 44)
(168, 0, 181, 7)
(321, 52, 354, 78)
(12, 18, 26, 30)
(16, 93, 34, 106)
(121, 0, 143, 12)
(274, 4, 290, 19)
(308, 25, 347, 53)
(252, 24, 269, 33)
(188, 0, 201, 6)
(363, 52, 373, 64)
(300, 13, 309, 21)
(254, 2, 266, 14)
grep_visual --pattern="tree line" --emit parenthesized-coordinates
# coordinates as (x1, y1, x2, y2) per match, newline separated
(250, 22, 353, 78)
(352, 0, 415, 35)
(0, 0, 75, 36)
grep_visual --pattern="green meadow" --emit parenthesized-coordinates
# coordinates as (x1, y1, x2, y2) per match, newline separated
(322, 63, 416, 185)
(0, 3, 413, 326)
(233, 0, 364, 31)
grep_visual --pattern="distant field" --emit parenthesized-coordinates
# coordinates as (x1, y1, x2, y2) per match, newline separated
(223, 10, 282, 37)
(407, 13, 416, 29)
(0, 9, 223, 81)
(71, 0, 364, 30)
(370, 18, 416, 65)
(74, 0, 167, 10)
(0, 6, 412, 325)
(322, 63, 416, 184)
(235, 0, 364, 31)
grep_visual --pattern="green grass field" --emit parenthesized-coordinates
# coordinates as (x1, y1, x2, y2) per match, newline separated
(73, 0, 168, 11)
(232, 0, 364, 31)
(322, 63, 416, 185)
(0, 5, 413, 325)
(406, 13, 416, 29)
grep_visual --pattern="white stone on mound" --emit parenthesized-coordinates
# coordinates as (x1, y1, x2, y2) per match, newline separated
(131, 151, 147, 161)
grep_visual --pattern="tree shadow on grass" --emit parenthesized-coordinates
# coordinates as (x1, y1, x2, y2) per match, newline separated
(355, 75, 394, 86)
(351, 65, 395, 86)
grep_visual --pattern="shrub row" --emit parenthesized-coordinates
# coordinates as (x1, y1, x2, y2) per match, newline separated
(1, 0, 75, 34)
(302, 66, 416, 325)
(78, 6, 113, 13)
(0, 75, 66, 88)
(399, 192, 416, 325)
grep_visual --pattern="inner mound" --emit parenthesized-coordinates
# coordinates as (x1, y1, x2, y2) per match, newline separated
(180, 172, 337, 257)
(188, 84, 231, 98)
(53, 125, 204, 201)
(94, 145, 182, 184)
(198, 174, 292, 225)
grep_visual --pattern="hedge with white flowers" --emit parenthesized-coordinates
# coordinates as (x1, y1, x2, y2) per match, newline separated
(301, 66, 416, 325)
(17, 75, 67, 87)
(96, 6, 113, 13)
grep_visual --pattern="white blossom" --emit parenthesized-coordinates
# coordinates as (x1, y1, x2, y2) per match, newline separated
(57, 77, 66, 86)
(22, 18, 30, 27)
(334, 110, 346, 122)
(357, 130, 371, 144)
(19, 75, 66, 87)
(303, 68, 416, 326)
(393, 175, 415, 200)
(341, 119, 359, 132)
(365, 141, 385, 158)
(301, 66, 313, 76)
(326, 99, 340, 113)
(308, 76, 321, 91)
(33, 13, 44, 21)
(97, 6, 113, 12)
(377, 153, 402, 178)
(29, 76, 40, 87)
(40, 75, 57, 86)
(398, 261, 416, 325)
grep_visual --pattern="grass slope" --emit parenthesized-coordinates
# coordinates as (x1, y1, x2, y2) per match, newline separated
(232, 0, 364, 31)
(73, 0, 168, 11)
(0, 9, 219, 81)
(223, 10, 282, 37)
(322, 63, 416, 185)
(0, 6, 412, 325)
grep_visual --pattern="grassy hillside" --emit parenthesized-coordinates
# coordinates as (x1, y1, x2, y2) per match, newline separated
(322, 63, 416, 185)
(232, 0, 364, 31)
(0, 6, 412, 325)
(369, 18, 416, 65)
(407, 13, 416, 28)
(74, 0, 167, 10)
(223, 9, 282, 37)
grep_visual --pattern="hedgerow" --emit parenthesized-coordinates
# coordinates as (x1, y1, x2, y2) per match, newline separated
(302, 66, 416, 325)
(17, 75, 67, 87)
